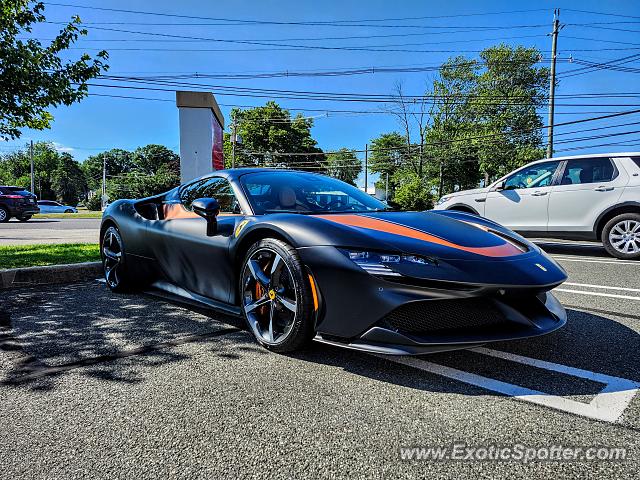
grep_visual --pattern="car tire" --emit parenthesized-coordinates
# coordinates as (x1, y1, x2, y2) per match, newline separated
(0, 206, 10, 223)
(602, 213, 640, 260)
(239, 238, 316, 353)
(65, 209, 73, 213)
(101, 226, 135, 292)
(17, 215, 32, 222)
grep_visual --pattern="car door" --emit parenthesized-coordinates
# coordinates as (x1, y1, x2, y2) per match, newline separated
(483, 160, 562, 232)
(38, 201, 53, 213)
(52, 202, 64, 213)
(548, 157, 627, 234)
(146, 176, 245, 303)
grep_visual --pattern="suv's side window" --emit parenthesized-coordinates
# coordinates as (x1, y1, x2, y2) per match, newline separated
(560, 158, 616, 185)
(503, 161, 561, 190)
(180, 177, 241, 213)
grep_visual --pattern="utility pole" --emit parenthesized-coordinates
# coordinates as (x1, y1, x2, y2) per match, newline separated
(385, 172, 389, 201)
(29, 140, 34, 195)
(364, 143, 368, 193)
(102, 155, 107, 209)
(547, 9, 560, 158)
(231, 119, 237, 169)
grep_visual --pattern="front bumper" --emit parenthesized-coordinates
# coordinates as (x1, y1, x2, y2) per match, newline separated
(298, 246, 567, 355)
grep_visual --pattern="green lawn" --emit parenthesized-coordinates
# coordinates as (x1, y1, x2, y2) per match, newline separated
(32, 212, 103, 219)
(0, 243, 101, 269)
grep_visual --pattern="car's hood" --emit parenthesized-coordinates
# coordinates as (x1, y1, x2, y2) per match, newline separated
(442, 187, 489, 199)
(314, 211, 527, 260)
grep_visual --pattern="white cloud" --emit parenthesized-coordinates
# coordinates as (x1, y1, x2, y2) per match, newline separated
(52, 142, 75, 153)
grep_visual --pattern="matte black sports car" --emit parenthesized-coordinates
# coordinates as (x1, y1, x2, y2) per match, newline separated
(100, 169, 568, 354)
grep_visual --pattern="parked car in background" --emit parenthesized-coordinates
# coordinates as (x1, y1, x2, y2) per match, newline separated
(0, 186, 39, 222)
(37, 200, 78, 214)
(434, 153, 640, 259)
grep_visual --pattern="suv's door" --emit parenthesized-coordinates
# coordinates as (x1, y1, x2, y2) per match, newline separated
(548, 157, 627, 234)
(483, 160, 562, 232)
(146, 177, 245, 302)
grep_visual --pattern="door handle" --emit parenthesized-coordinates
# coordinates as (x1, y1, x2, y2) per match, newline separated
(474, 197, 486, 203)
(531, 191, 548, 196)
(594, 186, 614, 192)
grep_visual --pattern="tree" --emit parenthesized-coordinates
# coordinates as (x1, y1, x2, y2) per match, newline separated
(132, 144, 180, 175)
(0, 142, 85, 202)
(51, 153, 87, 204)
(82, 149, 133, 191)
(368, 132, 407, 198)
(324, 148, 362, 185)
(1, 0, 108, 140)
(392, 173, 434, 211)
(223, 101, 325, 170)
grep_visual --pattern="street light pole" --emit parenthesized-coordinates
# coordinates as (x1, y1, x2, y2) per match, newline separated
(102, 155, 107, 209)
(364, 143, 368, 193)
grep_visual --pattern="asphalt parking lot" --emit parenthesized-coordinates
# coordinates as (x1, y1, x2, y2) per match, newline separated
(0, 218, 101, 245)
(0, 243, 639, 479)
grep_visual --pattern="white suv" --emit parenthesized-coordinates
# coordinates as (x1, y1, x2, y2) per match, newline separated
(434, 153, 640, 259)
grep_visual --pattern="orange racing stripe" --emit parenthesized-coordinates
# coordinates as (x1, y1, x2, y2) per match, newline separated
(317, 214, 522, 258)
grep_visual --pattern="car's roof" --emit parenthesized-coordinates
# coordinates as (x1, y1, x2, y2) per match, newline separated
(528, 152, 639, 165)
(189, 168, 324, 183)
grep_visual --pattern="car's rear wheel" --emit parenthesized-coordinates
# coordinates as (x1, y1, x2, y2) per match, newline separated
(101, 226, 135, 292)
(239, 238, 315, 352)
(602, 213, 640, 260)
(17, 215, 31, 222)
(0, 207, 10, 223)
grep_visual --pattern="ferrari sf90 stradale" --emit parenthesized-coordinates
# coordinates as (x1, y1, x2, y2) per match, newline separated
(100, 169, 567, 354)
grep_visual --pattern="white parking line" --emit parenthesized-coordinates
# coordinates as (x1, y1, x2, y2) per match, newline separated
(377, 348, 639, 423)
(551, 256, 640, 266)
(555, 289, 640, 301)
(564, 282, 640, 293)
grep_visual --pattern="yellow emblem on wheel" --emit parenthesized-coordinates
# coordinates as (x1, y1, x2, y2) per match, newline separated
(268, 289, 276, 300)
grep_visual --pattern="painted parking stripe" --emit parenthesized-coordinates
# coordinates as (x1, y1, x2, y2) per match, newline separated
(564, 282, 640, 293)
(551, 256, 640, 266)
(555, 288, 640, 301)
(377, 349, 639, 423)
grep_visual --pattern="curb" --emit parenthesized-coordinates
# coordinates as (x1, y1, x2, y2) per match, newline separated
(0, 262, 102, 290)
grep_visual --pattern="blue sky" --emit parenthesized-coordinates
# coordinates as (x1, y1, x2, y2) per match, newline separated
(3, 0, 640, 186)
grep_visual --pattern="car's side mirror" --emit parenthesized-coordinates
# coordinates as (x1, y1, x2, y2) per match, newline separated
(192, 198, 220, 236)
(494, 180, 506, 191)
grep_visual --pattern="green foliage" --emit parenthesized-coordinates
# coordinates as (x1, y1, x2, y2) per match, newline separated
(104, 145, 181, 201)
(223, 101, 325, 170)
(392, 172, 434, 211)
(82, 149, 133, 191)
(51, 153, 87, 204)
(0, 142, 85, 203)
(324, 148, 362, 185)
(85, 193, 102, 211)
(0, 0, 108, 140)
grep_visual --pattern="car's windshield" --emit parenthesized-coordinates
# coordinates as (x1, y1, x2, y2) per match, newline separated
(239, 171, 389, 214)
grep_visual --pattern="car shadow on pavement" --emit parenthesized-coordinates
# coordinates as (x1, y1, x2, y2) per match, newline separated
(535, 241, 609, 258)
(1, 282, 638, 404)
(288, 306, 640, 400)
(0, 282, 246, 391)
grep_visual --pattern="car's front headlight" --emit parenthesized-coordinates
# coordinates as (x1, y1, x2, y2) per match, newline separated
(339, 249, 437, 277)
(435, 196, 451, 206)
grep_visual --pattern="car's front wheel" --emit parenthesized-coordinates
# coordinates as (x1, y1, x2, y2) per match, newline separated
(17, 215, 31, 222)
(239, 238, 316, 352)
(602, 213, 640, 260)
(0, 206, 10, 223)
(65, 209, 73, 213)
(101, 226, 135, 292)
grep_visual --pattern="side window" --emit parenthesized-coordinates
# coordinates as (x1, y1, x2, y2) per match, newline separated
(561, 158, 616, 185)
(180, 177, 241, 213)
(503, 161, 560, 190)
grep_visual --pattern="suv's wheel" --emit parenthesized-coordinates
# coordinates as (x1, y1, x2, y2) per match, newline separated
(0, 206, 10, 223)
(17, 215, 32, 222)
(602, 213, 640, 260)
(239, 238, 315, 353)
(101, 226, 135, 292)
